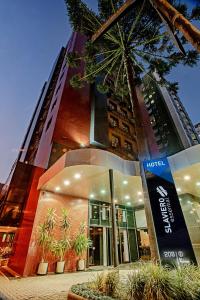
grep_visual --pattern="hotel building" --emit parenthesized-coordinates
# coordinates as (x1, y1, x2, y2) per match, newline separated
(0, 33, 200, 275)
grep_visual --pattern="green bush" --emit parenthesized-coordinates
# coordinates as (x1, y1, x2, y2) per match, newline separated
(172, 265, 200, 300)
(71, 283, 114, 300)
(71, 264, 200, 300)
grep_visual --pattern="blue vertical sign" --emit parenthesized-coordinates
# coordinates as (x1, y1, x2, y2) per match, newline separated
(143, 158, 197, 266)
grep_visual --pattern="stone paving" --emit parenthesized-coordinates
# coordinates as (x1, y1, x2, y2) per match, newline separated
(0, 270, 132, 300)
(0, 271, 96, 300)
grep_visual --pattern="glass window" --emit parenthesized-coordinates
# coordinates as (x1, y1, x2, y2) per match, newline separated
(135, 209, 147, 228)
(122, 123, 130, 133)
(111, 135, 120, 148)
(91, 205, 100, 220)
(124, 140, 132, 152)
(110, 116, 119, 128)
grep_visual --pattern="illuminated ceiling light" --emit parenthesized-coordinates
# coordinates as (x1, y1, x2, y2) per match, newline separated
(80, 143, 85, 148)
(74, 173, 81, 179)
(124, 195, 130, 200)
(137, 191, 142, 196)
(114, 199, 118, 203)
(123, 180, 128, 185)
(184, 175, 191, 181)
(196, 182, 200, 186)
(127, 202, 131, 206)
(100, 189, 106, 194)
(187, 200, 192, 204)
(55, 186, 61, 192)
(176, 187, 181, 192)
(64, 180, 70, 186)
(179, 198, 182, 201)
(89, 194, 95, 199)
(190, 211, 194, 214)
(138, 199, 143, 203)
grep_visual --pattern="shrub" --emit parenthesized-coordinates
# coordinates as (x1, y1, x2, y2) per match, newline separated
(71, 264, 200, 300)
(71, 283, 114, 300)
(172, 265, 200, 300)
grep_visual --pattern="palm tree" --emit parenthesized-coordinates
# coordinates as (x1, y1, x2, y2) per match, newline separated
(65, 0, 199, 158)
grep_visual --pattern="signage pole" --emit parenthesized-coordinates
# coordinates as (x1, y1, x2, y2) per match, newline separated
(109, 169, 119, 267)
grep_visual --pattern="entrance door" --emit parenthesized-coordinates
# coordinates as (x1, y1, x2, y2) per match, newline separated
(137, 229, 151, 260)
(118, 229, 130, 264)
(89, 227, 103, 266)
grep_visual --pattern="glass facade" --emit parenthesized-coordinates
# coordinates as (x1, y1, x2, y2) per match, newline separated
(89, 200, 150, 266)
(172, 162, 200, 264)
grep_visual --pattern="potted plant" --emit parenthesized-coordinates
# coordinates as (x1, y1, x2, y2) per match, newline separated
(51, 208, 71, 273)
(73, 222, 91, 271)
(37, 208, 56, 275)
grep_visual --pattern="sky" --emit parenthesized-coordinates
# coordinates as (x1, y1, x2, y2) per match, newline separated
(0, 0, 199, 183)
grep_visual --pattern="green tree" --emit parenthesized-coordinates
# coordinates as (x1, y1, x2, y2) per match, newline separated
(65, 0, 200, 157)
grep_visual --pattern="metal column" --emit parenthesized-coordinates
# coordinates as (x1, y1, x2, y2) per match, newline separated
(109, 169, 119, 267)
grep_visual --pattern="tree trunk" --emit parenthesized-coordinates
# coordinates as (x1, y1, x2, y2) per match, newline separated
(123, 53, 159, 160)
(153, 0, 200, 52)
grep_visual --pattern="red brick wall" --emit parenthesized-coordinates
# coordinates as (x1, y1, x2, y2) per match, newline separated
(23, 192, 89, 276)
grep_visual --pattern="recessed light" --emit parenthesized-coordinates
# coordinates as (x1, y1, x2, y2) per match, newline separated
(138, 199, 143, 202)
(137, 191, 142, 196)
(176, 187, 181, 192)
(126, 202, 131, 206)
(64, 180, 70, 186)
(123, 180, 128, 185)
(124, 195, 130, 200)
(196, 182, 200, 186)
(184, 175, 191, 181)
(89, 194, 95, 199)
(100, 189, 106, 194)
(74, 173, 81, 179)
(55, 186, 61, 192)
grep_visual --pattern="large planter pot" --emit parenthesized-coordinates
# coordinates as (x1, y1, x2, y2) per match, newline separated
(37, 262, 48, 275)
(77, 259, 85, 271)
(67, 291, 86, 300)
(56, 261, 65, 274)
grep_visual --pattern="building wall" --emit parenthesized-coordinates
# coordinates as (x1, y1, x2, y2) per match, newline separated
(34, 33, 91, 169)
(8, 166, 44, 275)
(195, 123, 200, 139)
(143, 74, 196, 156)
(23, 192, 88, 276)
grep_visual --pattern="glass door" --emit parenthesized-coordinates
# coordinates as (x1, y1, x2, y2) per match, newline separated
(118, 229, 130, 264)
(89, 227, 103, 265)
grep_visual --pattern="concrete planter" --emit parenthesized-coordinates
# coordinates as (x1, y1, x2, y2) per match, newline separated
(37, 262, 48, 275)
(77, 259, 85, 271)
(67, 291, 86, 300)
(56, 261, 65, 274)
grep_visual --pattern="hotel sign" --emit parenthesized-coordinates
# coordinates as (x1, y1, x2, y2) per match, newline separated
(143, 158, 197, 266)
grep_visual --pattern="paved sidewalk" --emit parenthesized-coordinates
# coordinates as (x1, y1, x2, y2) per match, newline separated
(0, 271, 97, 300)
(0, 270, 132, 300)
